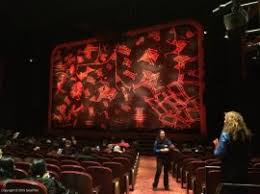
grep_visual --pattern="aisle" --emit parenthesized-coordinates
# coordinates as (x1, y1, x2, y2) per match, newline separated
(131, 156, 186, 194)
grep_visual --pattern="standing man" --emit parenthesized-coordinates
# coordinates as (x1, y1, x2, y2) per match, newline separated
(152, 129, 174, 191)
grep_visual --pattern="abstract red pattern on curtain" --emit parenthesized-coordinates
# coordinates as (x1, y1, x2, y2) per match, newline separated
(49, 20, 205, 133)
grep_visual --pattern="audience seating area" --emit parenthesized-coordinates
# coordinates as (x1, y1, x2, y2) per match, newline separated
(1, 133, 260, 194)
(170, 148, 260, 194)
(0, 137, 140, 194)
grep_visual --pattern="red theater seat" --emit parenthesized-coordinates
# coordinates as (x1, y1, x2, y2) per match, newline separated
(103, 162, 124, 194)
(61, 159, 80, 166)
(59, 155, 75, 160)
(96, 156, 110, 164)
(112, 157, 131, 194)
(14, 162, 31, 173)
(45, 158, 60, 166)
(103, 162, 124, 179)
(13, 168, 28, 179)
(46, 164, 61, 174)
(61, 165, 86, 172)
(87, 166, 113, 194)
(81, 161, 101, 169)
(3, 179, 47, 194)
(60, 171, 96, 194)
(192, 167, 206, 194)
(206, 170, 221, 194)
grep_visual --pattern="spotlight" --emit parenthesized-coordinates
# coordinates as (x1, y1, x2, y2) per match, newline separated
(204, 31, 208, 35)
(29, 58, 33, 63)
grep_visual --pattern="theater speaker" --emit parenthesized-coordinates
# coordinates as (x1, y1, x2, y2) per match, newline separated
(224, 7, 249, 31)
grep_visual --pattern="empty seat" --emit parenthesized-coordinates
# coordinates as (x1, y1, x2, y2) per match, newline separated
(14, 162, 31, 173)
(61, 159, 80, 166)
(59, 155, 75, 160)
(60, 171, 95, 194)
(112, 157, 130, 194)
(61, 165, 86, 172)
(103, 162, 124, 194)
(46, 164, 61, 174)
(103, 162, 124, 179)
(87, 166, 113, 194)
(96, 156, 110, 164)
(13, 168, 28, 179)
(81, 161, 101, 169)
(206, 170, 221, 194)
(45, 158, 60, 166)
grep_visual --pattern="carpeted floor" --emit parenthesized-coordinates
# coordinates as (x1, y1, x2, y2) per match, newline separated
(131, 156, 186, 194)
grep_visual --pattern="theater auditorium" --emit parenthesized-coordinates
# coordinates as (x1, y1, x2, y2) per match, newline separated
(0, 1, 260, 194)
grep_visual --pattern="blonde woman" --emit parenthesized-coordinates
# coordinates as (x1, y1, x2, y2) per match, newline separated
(213, 111, 252, 186)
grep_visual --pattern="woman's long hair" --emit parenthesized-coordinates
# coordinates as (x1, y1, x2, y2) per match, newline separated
(223, 111, 252, 142)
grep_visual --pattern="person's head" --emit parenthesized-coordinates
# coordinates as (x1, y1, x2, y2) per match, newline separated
(0, 156, 14, 178)
(31, 159, 47, 177)
(223, 111, 252, 142)
(82, 146, 91, 154)
(65, 140, 72, 148)
(113, 145, 123, 153)
(158, 129, 166, 140)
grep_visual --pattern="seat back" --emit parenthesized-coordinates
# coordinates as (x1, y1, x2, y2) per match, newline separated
(103, 162, 124, 178)
(96, 156, 110, 164)
(112, 157, 131, 174)
(60, 171, 93, 194)
(59, 155, 75, 160)
(14, 162, 31, 173)
(45, 158, 60, 166)
(87, 166, 113, 194)
(61, 165, 86, 172)
(61, 159, 80, 166)
(46, 164, 61, 174)
(4, 179, 47, 194)
(13, 168, 28, 179)
(81, 161, 101, 169)
(207, 170, 221, 194)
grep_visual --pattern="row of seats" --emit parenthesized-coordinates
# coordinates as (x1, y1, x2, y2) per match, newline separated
(1, 148, 140, 194)
(170, 150, 260, 194)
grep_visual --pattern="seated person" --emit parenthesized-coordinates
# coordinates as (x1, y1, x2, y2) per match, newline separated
(77, 146, 96, 161)
(113, 145, 124, 154)
(0, 156, 14, 180)
(117, 139, 130, 148)
(47, 147, 59, 158)
(62, 140, 77, 156)
(30, 159, 68, 194)
(104, 144, 114, 154)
